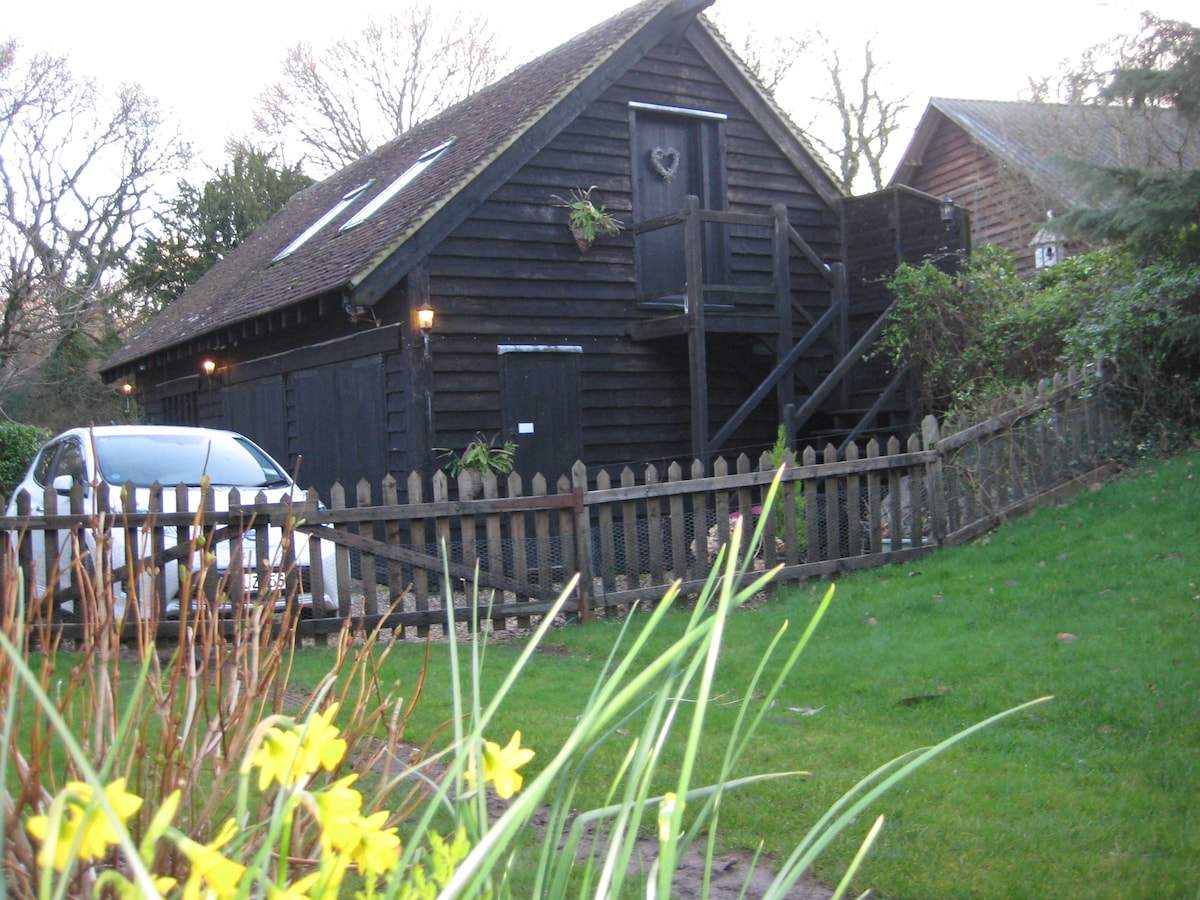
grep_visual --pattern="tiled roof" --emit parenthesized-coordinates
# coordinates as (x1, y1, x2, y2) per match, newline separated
(105, 0, 707, 371)
(893, 97, 1200, 206)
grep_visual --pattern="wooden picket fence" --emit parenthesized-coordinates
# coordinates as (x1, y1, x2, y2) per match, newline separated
(1, 365, 1120, 642)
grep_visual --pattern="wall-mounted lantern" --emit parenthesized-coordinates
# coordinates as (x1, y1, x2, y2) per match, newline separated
(122, 382, 133, 412)
(417, 305, 435, 332)
(201, 358, 217, 377)
(940, 196, 956, 223)
(416, 304, 435, 360)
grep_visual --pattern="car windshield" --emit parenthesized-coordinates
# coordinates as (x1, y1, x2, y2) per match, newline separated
(94, 433, 291, 489)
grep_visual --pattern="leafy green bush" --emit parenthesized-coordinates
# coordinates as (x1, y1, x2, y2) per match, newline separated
(880, 245, 1030, 412)
(882, 245, 1200, 446)
(1059, 255, 1200, 441)
(0, 422, 48, 502)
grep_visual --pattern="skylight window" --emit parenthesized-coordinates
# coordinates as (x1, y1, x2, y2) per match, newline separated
(273, 181, 374, 262)
(339, 138, 456, 232)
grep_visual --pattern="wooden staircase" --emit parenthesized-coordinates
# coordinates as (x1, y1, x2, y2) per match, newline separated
(628, 195, 904, 461)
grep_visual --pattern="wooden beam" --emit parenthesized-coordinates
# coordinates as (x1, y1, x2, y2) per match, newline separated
(774, 203, 794, 420)
(684, 196, 709, 463)
(707, 298, 844, 454)
(789, 300, 897, 435)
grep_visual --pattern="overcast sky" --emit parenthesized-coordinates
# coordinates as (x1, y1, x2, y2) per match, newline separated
(6, 0, 1196, 180)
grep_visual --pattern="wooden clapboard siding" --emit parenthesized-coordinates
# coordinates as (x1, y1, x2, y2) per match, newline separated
(421, 28, 845, 472)
(896, 114, 1049, 275)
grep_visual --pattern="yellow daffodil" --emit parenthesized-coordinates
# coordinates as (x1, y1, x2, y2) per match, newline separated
(179, 818, 246, 900)
(26, 778, 143, 871)
(657, 792, 683, 843)
(333, 810, 401, 875)
(309, 774, 364, 853)
(252, 728, 304, 791)
(465, 731, 535, 800)
(295, 704, 348, 776)
(312, 775, 399, 875)
(267, 869, 324, 899)
(252, 705, 347, 790)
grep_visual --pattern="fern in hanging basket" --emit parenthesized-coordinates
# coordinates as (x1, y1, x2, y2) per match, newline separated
(553, 186, 623, 253)
(437, 432, 518, 477)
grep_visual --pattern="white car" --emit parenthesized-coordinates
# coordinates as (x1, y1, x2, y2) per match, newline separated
(5, 425, 338, 620)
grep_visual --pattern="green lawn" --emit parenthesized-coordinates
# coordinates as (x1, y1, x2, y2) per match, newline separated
(293, 451, 1200, 899)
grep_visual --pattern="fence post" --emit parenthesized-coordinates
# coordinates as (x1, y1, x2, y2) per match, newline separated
(668, 462, 687, 580)
(690, 458, 709, 577)
(923, 415, 947, 546)
(802, 445, 819, 561)
(382, 474, 404, 612)
(823, 444, 841, 559)
(759, 451, 778, 568)
(572, 461, 594, 622)
(845, 441, 862, 557)
(226, 487, 245, 622)
(509, 472, 533, 628)
(407, 471, 429, 636)
(433, 470, 452, 636)
(330, 482, 352, 618)
(621, 467, 640, 592)
(866, 439, 883, 554)
(306, 487, 331, 647)
(357, 479, 378, 617)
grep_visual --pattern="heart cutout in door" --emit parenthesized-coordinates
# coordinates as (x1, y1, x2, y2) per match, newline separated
(650, 146, 680, 182)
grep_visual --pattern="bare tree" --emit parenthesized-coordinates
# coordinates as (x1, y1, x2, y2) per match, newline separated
(716, 20, 907, 196)
(254, 3, 507, 175)
(803, 33, 909, 194)
(1024, 32, 1142, 105)
(712, 15, 809, 95)
(0, 39, 189, 417)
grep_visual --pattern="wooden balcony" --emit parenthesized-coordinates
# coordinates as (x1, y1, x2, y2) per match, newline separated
(627, 198, 824, 341)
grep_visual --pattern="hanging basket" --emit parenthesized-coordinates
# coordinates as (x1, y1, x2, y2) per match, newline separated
(458, 468, 484, 500)
(570, 225, 594, 254)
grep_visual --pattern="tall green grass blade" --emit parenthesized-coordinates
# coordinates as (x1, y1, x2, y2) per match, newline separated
(829, 815, 884, 900)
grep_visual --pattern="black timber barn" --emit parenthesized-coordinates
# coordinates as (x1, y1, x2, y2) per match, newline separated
(102, 0, 963, 500)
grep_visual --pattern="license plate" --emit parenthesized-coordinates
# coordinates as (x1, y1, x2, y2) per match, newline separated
(246, 571, 287, 594)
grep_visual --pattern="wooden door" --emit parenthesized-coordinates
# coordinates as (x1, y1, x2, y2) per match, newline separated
(223, 376, 287, 467)
(499, 347, 583, 484)
(290, 356, 386, 497)
(631, 106, 727, 301)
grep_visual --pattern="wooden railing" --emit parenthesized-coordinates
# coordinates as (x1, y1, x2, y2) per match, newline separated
(0, 366, 1119, 642)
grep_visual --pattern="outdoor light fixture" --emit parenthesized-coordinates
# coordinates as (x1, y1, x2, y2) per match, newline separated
(201, 358, 217, 376)
(122, 382, 133, 412)
(416, 305, 435, 360)
(417, 305, 435, 332)
(940, 196, 956, 223)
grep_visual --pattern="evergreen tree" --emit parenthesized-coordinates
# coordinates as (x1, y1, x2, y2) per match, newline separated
(126, 146, 313, 314)
(1058, 15, 1200, 261)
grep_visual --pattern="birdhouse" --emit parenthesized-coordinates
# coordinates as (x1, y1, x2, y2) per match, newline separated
(1030, 211, 1066, 269)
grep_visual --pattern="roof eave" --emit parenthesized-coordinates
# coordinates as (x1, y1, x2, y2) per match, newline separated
(346, 0, 717, 308)
(889, 99, 947, 188)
